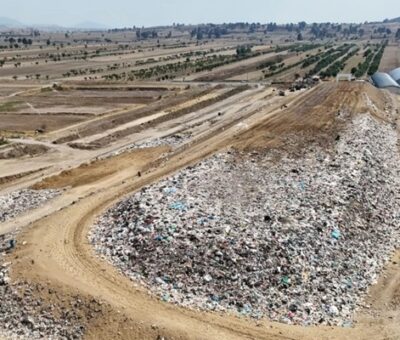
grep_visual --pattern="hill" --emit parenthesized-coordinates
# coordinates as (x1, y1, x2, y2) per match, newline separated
(0, 17, 24, 28)
(73, 21, 109, 30)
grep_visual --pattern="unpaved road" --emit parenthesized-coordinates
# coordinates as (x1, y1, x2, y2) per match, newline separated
(2, 82, 400, 339)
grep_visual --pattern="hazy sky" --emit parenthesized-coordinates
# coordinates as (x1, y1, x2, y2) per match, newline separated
(2, 0, 399, 27)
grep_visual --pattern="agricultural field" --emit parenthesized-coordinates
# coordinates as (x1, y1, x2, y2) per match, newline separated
(380, 42, 400, 72)
(1, 19, 400, 340)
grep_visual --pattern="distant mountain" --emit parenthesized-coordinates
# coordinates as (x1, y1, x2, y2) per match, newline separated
(0, 17, 109, 31)
(0, 17, 24, 28)
(74, 21, 109, 30)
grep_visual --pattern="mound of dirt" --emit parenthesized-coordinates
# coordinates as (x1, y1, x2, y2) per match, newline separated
(0, 143, 50, 159)
(31, 146, 169, 190)
(234, 82, 391, 151)
(75, 86, 249, 150)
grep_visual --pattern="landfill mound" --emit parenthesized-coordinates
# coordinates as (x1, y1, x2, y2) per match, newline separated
(90, 111, 400, 326)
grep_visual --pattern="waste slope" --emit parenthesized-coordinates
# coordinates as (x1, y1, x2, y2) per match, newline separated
(90, 113, 400, 326)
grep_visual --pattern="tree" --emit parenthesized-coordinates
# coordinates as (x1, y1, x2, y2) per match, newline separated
(286, 23, 294, 32)
(297, 33, 303, 41)
(266, 22, 277, 32)
(298, 21, 307, 31)
(236, 45, 252, 57)
(396, 28, 400, 40)
(22, 38, 32, 45)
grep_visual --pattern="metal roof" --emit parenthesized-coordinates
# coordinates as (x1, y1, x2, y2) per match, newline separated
(388, 67, 400, 83)
(371, 72, 400, 88)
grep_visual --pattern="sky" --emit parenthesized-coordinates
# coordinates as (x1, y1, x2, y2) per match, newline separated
(1, 0, 399, 28)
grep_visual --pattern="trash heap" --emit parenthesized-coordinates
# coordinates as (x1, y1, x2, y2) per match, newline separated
(132, 134, 191, 149)
(0, 233, 92, 339)
(0, 189, 60, 223)
(90, 114, 400, 326)
(111, 134, 192, 158)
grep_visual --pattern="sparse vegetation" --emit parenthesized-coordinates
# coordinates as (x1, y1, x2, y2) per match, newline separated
(0, 137, 8, 146)
(353, 49, 374, 77)
(320, 47, 360, 78)
(0, 101, 21, 112)
(307, 44, 355, 76)
(367, 40, 388, 75)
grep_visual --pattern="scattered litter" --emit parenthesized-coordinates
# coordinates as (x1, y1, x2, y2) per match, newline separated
(111, 134, 192, 157)
(331, 230, 341, 240)
(0, 232, 92, 339)
(0, 189, 60, 223)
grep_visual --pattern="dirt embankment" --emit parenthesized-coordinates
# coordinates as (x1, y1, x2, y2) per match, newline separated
(0, 167, 49, 187)
(0, 143, 50, 159)
(31, 146, 169, 190)
(69, 85, 250, 150)
(53, 87, 214, 145)
(234, 82, 390, 151)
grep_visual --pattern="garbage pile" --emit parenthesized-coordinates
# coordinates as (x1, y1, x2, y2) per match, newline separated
(0, 189, 60, 223)
(90, 114, 400, 326)
(132, 134, 191, 149)
(0, 238, 10, 286)
(0, 233, 91, 339)
(111, 133, 192, 157)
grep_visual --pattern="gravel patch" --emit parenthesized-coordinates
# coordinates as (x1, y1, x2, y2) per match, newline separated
(90, 114, 400, 326)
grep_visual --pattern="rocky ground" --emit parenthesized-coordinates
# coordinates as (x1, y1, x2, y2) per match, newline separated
(0, 189, 98, 339)
(90, 113, 400, 326)
(0, 233, 102, 339)
(0, 189, 60, 223)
